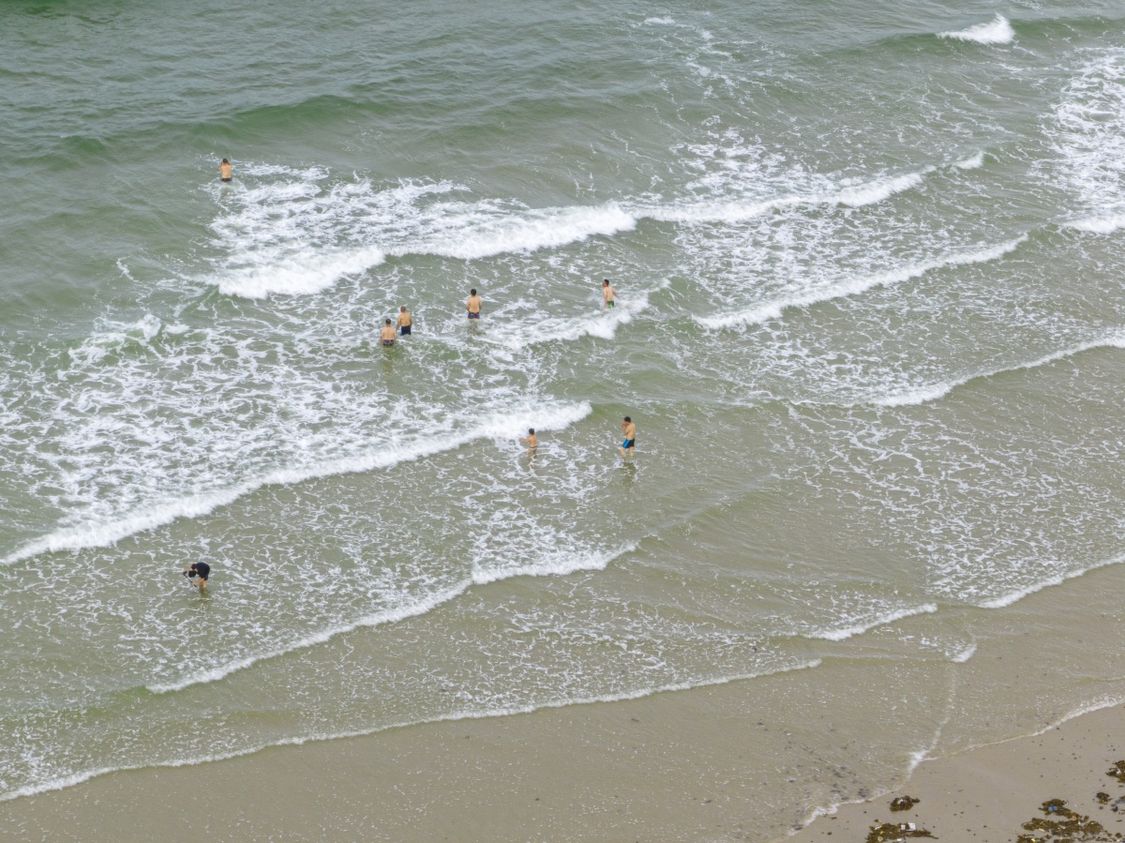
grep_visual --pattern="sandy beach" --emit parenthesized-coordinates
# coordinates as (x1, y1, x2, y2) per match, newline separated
(794, 702, 1125, 843)
(3, 559, 1125, 842)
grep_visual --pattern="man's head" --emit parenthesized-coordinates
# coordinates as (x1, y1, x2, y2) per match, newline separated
(470, 288, 477, 296)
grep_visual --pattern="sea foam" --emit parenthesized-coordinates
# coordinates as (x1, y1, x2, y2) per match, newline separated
(696, 235, 1026, 330)
(2, 401, 592, 567)
(938, 15, 1014, 45)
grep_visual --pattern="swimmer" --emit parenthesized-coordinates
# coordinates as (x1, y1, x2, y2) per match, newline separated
(183, 561, 210, 592)
(602, 278, 616, 309)
(397, 305, 413, 335)
(618, 416, 636, 458)
(521, 427, 538, 453)
(380, 318, 397, 347)
(466, 288, 482, 319)
(219, 158, 233, 182)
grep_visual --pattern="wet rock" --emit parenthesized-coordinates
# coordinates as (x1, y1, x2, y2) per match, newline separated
(1095, 791, 1110, 804)
(890, 796, 920, 812)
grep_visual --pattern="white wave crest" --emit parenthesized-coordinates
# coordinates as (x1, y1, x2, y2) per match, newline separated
(697, 235, 1026, 330)
(645, 169, 925, 226)
(471, 541, 637, 586)
(938, 14, 1014, 45)
(411, 203, 637, 262)
(1065, 212, 1125, 234)
(1, 401, 592, 567)
(870, 330, 1125, 407)
(954, 151, 986, 170)
(810, 603, 938, 642)
(213, 245, 387, 298)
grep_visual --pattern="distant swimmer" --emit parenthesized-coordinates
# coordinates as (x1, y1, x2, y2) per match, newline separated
(618, 416, 636, 458)
(602, 278, 616, 309)
(467, 288, 482, 320)
(219, 158, 233, 182)
(521, 427, 538, 454)
(380, 318, 397, 347)
(183, 561, 210, 592)
(397, 305, 413, 335)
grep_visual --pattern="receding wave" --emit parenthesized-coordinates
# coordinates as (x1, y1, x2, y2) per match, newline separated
(4, 658, 824, 803)
(809, 603, 938, 642)
(149, 540, 639, 694)
(696, 235, 1027, 330)
(937, 14, 1014, 45)
(977, 551, 1125, 610)
(1, 401, 592, 567)
(868, 331, 1125, 407)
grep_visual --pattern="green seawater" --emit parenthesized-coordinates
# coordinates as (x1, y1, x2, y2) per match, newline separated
(1, 0, 1123, 834)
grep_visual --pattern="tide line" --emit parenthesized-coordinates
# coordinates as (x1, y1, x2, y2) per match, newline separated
(2, 658, 825, 803)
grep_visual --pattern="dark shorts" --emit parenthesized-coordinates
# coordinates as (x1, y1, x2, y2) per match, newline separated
(468, 312, 480, 319)
(220, 177, 232, 183)
(621, 439, 635, 450)
(382, 340, 395, 347)
(400, 325, 411, 335)
(606, 300, 615, 308)
(193, 563, 211, 580)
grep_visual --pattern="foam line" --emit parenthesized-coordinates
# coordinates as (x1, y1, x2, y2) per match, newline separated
(869, 331, 1125, 407)
(697, 235, 1026, 330)
(643, 170, 925, 225)
(1065, 212, 1125, 234)
(977, 551, 1125, 610)
(2, 658, 824, 803)
(150, 540, 640, 694)
(1, 401, 592, 567)
(810, 604, 938, 642)
(938, 14, 1014, 44)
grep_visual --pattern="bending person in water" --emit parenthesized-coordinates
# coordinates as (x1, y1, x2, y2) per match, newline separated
(397, 305, 413, 335)
(602, 278, 616, 309)
(380, 318, 397, 347)
(219, 158, 233, 182)
(618, 416, 636, 459)
(466, 288, 482, 320)
(183, 561, 210, 592)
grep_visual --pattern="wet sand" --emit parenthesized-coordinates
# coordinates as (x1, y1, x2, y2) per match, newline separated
(0, 685, 1121, 842)
(794, 702, 1125, 842)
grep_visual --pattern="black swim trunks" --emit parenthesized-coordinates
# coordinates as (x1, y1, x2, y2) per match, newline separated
(192, 562, 211, 580)
(400, 325, 411, 335)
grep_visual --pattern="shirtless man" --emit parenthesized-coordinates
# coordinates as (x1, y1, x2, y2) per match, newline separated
(397, 305, 413, 335)
(602, 278, 616, 309)
(521, 428, 538, 454)
(466, 288, 482, 320)
(618, 416, 636, 458)
(219, 158, 233, 182)
(379, 318, 397, 347)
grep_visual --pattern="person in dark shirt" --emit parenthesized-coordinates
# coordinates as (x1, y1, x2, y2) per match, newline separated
(183, 561, 211, 592)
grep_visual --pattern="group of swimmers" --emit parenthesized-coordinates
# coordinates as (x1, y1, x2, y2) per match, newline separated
(377, 281, 614, 347)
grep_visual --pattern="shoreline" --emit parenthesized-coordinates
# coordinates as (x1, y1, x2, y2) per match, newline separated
(1, 681, 1121, 842)
(792, 701, 1124, 842)
(4, 562, 1123, 842)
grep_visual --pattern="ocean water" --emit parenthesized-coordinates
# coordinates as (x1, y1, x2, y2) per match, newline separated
(1, 0, 1123, 829)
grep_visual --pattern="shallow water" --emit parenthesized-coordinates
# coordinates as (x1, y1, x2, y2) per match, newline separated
(1, 0, 1123, 816)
